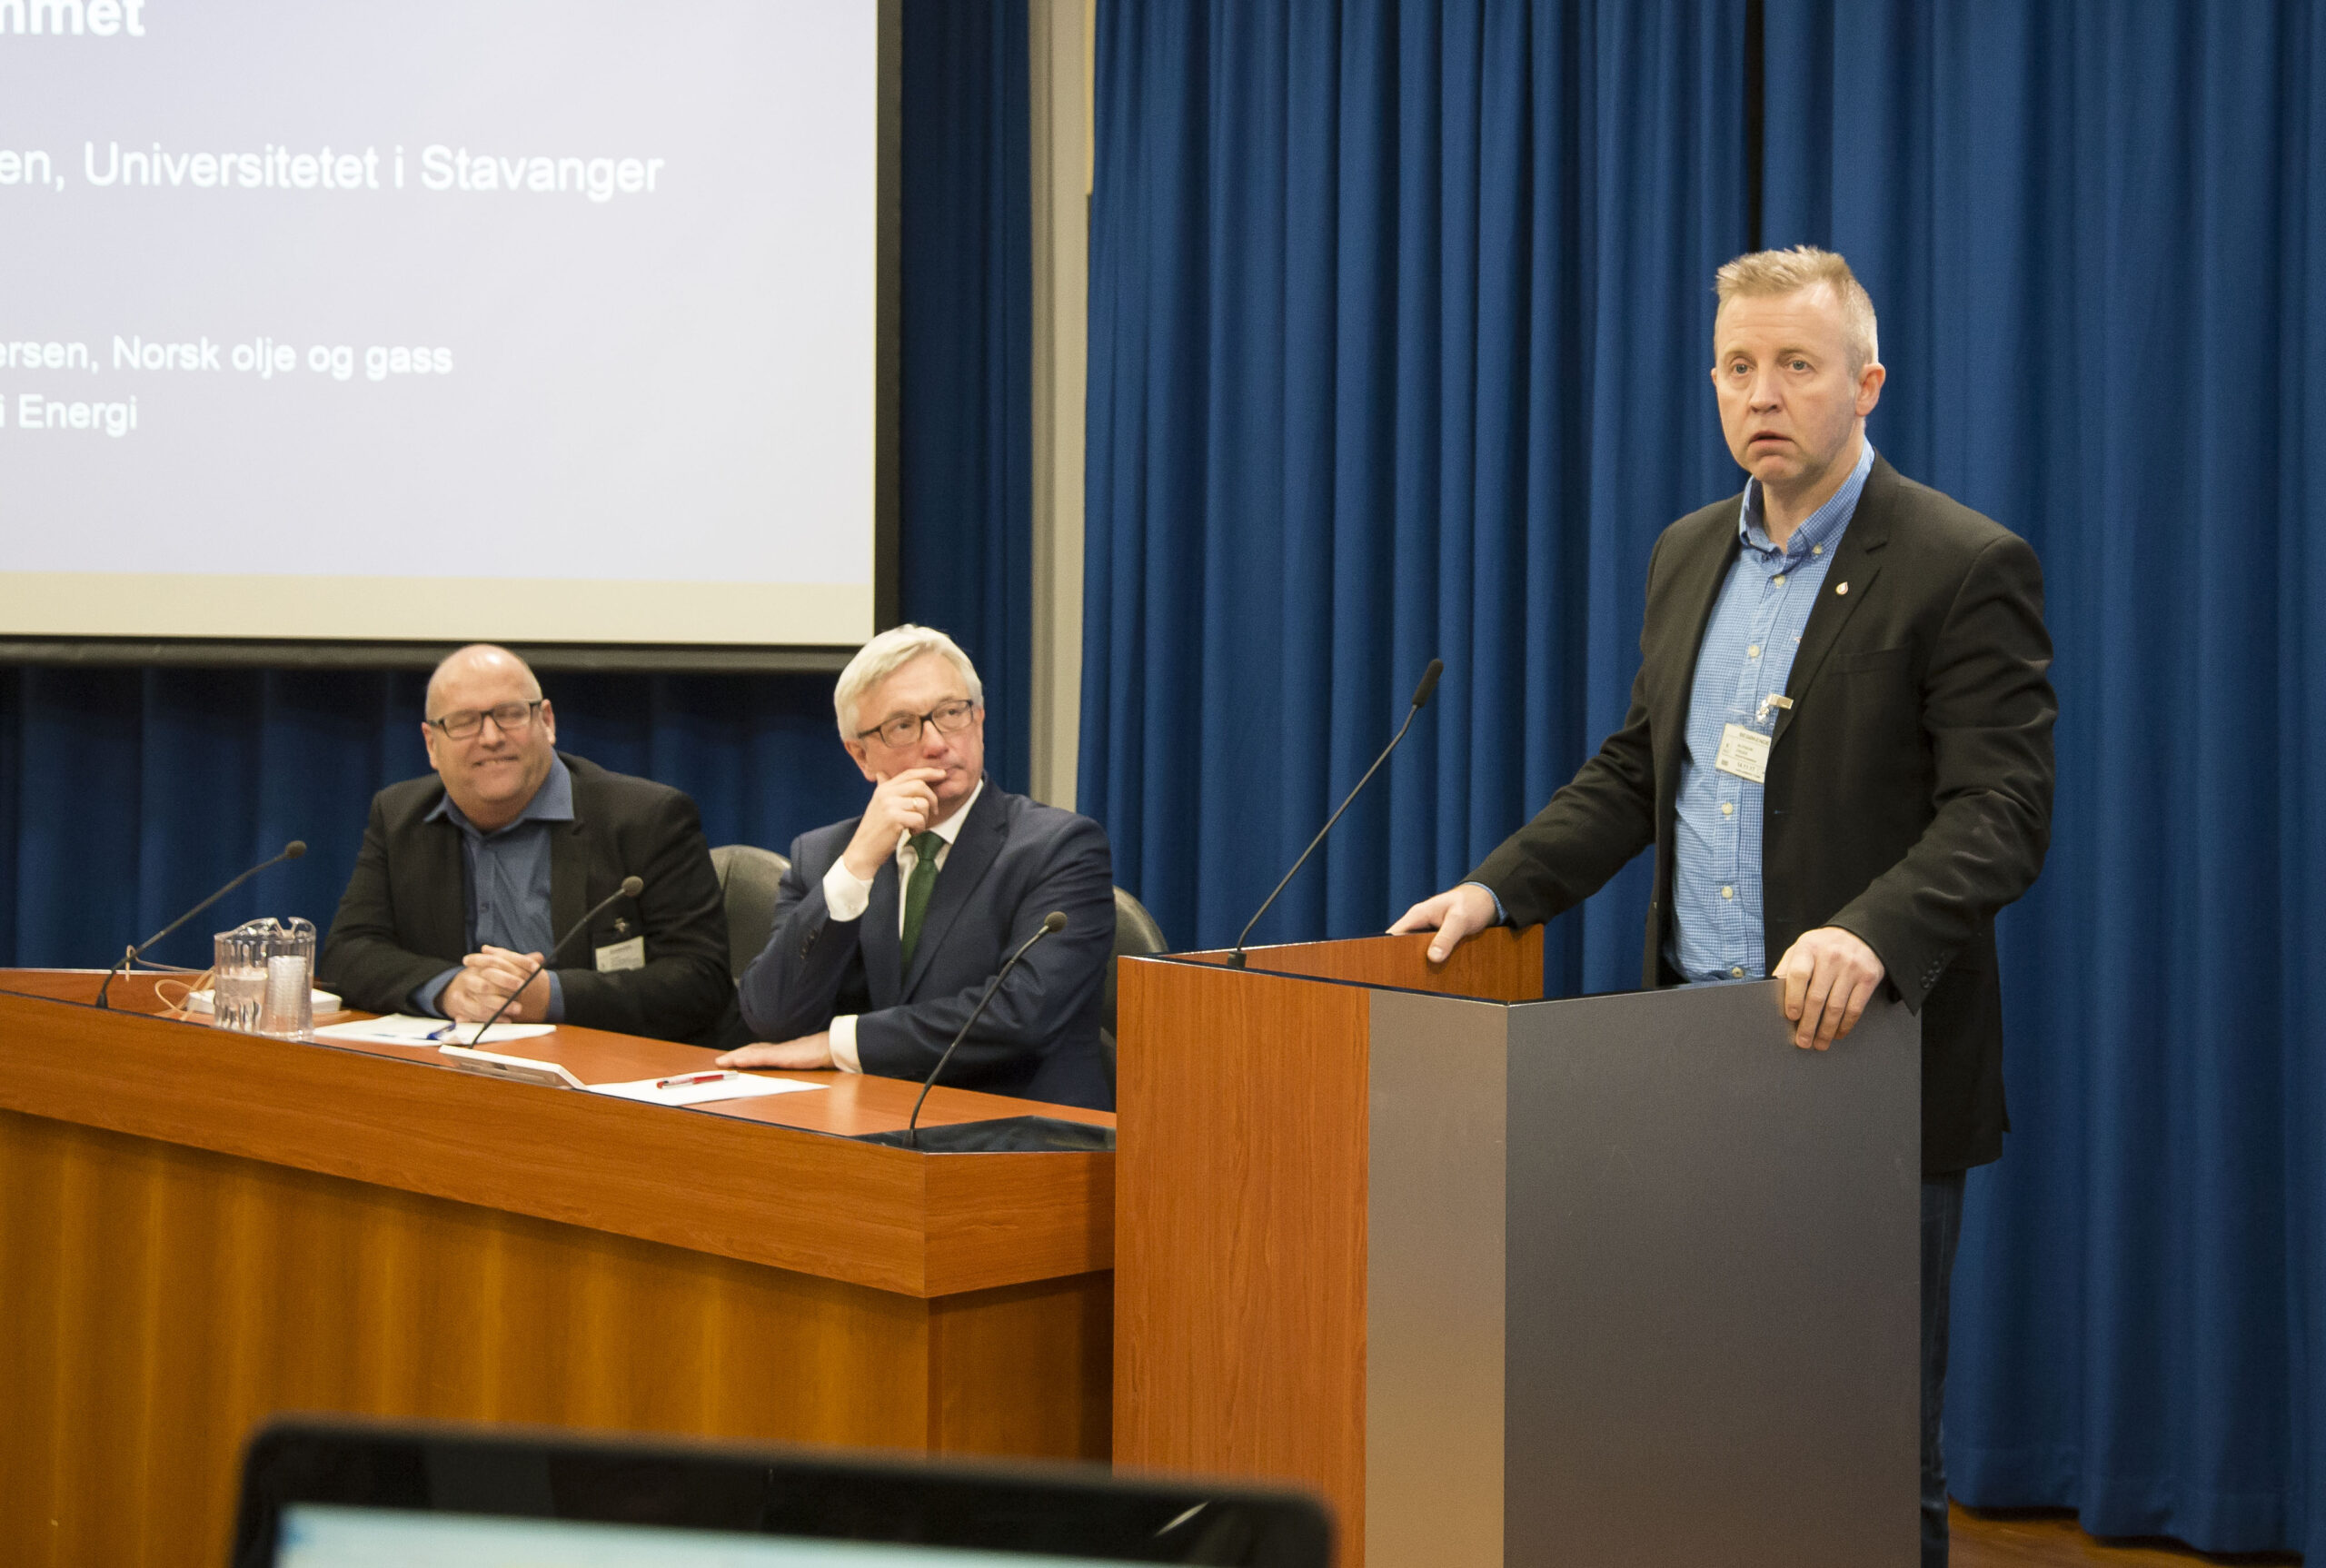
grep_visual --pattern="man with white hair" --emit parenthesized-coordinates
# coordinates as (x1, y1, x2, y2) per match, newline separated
(722, 625, 1115, 1110)
(1394, 248, 2055, 1567)
(320, 643, 733, 1045)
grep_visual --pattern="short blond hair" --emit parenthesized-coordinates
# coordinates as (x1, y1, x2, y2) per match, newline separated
(832, 624, 983, 738)
(1714, 246, 1880, 372)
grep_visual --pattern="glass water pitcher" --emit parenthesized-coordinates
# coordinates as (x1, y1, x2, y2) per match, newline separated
(212, 916, 317, 1038)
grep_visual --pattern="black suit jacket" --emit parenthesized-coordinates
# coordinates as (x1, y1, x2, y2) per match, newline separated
(1472, 455, 2056, 1173)
(319, 752, 734, 1045)
(736, 783, 1116, 1111)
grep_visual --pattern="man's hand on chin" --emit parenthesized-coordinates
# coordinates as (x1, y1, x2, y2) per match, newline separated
(718, 1033, 834, 1071)
(1772, 928, 1885, 1050)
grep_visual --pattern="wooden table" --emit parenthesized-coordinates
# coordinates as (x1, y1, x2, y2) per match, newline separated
(0, 971, 1115, 1568)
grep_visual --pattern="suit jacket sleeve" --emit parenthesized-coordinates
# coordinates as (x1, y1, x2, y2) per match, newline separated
(318, 792, 457, 1014)
(852, 817, 1116, 1085)
(1467, 535, 1666, 926)
(1825, 532, 2056, 1010)
(551, 788, 733, 1040)
(734, 837, 866, 1043)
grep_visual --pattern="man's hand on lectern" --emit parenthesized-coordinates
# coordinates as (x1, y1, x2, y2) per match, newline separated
(1388, 882, 1501, 965)
(1772, 927, 1885, 1051)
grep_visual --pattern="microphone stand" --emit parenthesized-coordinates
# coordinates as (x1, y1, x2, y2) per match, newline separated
(461, 876, 644, 1047)
(1228, 659, 1443, 968)
(95, 839, 307, 1009)
(905, 912, 1068, 1146)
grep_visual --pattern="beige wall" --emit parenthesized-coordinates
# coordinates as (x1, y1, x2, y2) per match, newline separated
(1026, 0, 1092, 810)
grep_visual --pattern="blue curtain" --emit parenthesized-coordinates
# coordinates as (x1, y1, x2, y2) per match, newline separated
(0, 668, 871, 971)
(0, 3, 1035, 973)
(1085, 0, 2321, 1556)
(900, 0, 1036, 789)
(1761, 1, 2325, 1555)
(1079, 0, 1745, 990)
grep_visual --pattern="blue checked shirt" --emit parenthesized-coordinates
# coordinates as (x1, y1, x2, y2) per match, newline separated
(1667, 440, 1875, 981)
(413, 753, 574, 1021)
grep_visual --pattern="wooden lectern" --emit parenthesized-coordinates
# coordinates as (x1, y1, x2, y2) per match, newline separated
(1115, 931, 1919, 1568)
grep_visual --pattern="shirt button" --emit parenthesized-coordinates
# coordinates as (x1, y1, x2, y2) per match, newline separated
(1731, 966, 1745, 978)
(1721, 886, 1735, 899)
(1812, 544, 1824, 555)
(1722, 801, 1735, 817)
(1747, 644, 1761, 658)
(1774, 574, 1787, 585)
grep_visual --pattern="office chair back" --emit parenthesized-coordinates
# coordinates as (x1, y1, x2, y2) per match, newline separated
(1100, 886, 1168, 1100)
(710, 843, 791, 981)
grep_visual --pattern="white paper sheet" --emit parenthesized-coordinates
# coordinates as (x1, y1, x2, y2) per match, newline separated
(585, 1074, 828, 1107)
(312, 1014, 557, 1047)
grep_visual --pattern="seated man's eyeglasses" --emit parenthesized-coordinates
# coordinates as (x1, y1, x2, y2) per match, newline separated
(858, 697, 978, 749)
(427, 700, 545, 739)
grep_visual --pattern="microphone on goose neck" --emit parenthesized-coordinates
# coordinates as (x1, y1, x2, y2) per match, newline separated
(95, 839, 307, 1009)
(905, 910, 1069, 1146)
(1228, 659, 1443, 969)
(463, 875, 644, 1046)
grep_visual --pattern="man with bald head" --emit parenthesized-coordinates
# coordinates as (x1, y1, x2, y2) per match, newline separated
(320, 644, 733, 1043)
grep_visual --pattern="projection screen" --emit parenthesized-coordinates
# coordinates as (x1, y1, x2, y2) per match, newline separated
(0, 0, 886, 655)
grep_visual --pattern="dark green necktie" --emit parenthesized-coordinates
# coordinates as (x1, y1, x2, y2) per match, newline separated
(899, 831, 945, 972)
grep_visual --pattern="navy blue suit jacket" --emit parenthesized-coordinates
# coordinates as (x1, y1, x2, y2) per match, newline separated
(736, 782, 1115, 1110)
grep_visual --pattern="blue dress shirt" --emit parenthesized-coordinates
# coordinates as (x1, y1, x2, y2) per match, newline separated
(1668, 440, 1875, 982)
(412, 754, 574, 1020)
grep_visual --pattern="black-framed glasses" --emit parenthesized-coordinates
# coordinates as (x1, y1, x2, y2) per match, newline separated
(428, 700, 543, 739)
(856, 697, 978, 749)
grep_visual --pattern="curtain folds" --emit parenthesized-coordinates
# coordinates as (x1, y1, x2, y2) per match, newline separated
(1760, 1, 2324, 1554)
(0, 666, 878, 972)
(1080, 0, 1744, 990)
(0, 2, 1035, 971)
(1085, 0, 2320, 1556)
(900, 0, 1036, 789)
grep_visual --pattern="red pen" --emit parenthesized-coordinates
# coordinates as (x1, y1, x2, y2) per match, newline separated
(655, 1069, 736, 1090)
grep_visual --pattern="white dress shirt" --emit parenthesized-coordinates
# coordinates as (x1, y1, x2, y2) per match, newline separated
(817, 779, 983, 1073)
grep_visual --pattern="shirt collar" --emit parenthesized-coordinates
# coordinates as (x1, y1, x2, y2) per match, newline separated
(905, 776, 985, 858)
(1738, 438, 1876, 561)
(427, 752, 575, 837)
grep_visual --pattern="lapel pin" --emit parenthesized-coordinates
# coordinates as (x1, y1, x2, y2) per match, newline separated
(1834, 581, 1850, 595)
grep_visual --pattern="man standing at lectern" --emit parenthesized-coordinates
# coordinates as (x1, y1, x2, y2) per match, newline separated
(320, 643, 733, 1044)
(1392, 248, 2055, 1567)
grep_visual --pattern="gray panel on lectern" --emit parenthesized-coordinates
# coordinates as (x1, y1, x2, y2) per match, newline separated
(1502, 981, 1920, 1568)
(1367, 990, 1509, 1568)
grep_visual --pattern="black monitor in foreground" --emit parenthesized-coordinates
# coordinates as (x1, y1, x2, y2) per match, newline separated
(231, 1417, 1331, 1568)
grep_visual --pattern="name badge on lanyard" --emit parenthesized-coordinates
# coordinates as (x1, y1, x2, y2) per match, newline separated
(1714, 694, 1793, 787)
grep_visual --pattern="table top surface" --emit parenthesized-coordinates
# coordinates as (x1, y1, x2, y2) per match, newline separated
(0, 969, 1116, 1140)
(0, 970, 1114, 1298)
